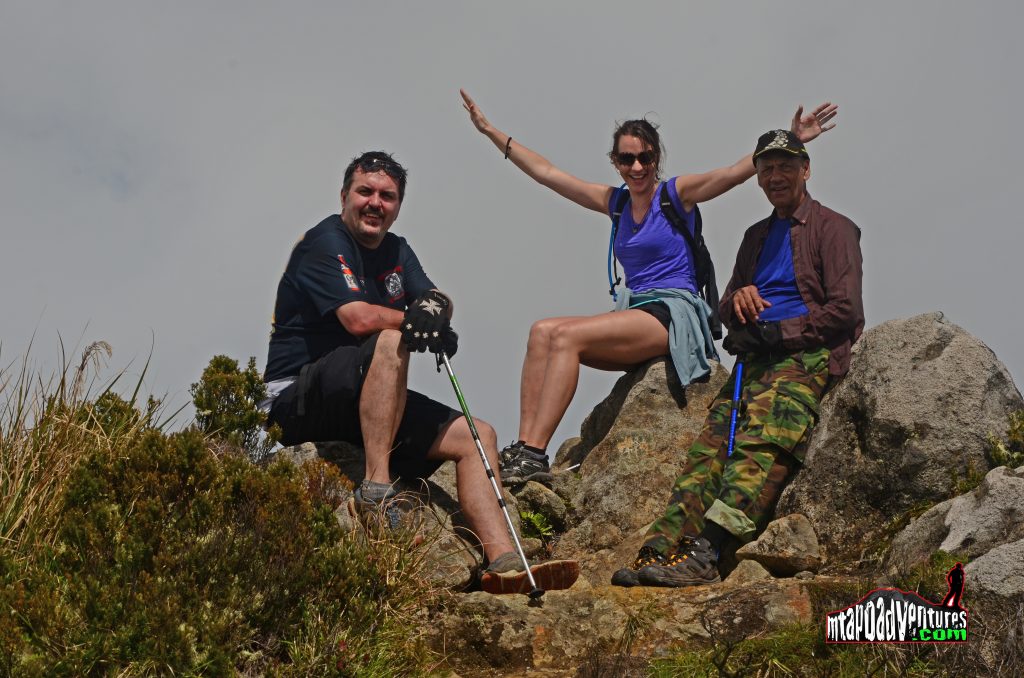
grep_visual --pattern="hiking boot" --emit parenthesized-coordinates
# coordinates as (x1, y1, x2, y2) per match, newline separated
(351, 481, 418, 531)
(499, 442, 553, 486)
(611, 545, 670, 587)
(480, 552, 580, 595)
(637, 536, 721, 588)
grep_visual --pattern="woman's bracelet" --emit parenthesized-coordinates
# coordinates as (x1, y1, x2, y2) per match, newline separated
(504, 136, 513, 160)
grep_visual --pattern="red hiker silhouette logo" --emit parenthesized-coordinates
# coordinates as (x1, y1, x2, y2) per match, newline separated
(825, 563, 968, 643)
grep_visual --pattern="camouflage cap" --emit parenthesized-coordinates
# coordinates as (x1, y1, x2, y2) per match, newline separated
(752, 129, 809, 166)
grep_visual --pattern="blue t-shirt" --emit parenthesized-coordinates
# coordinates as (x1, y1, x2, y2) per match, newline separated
(752, 216, 808, 322)
(265, 215, 435, 380)
(607, 178, 697, 294)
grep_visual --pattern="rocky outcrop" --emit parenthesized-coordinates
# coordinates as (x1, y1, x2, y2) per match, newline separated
(736, 513, 822, 576)
(550, 358, 729, 585)
(428, 579, 823, 675)
(514, 480, 568, 533)
(726, 559, 773, 585)
(777, 313, 1023, 563)
(887, 465, 1024, 567)
(279, 314, 1024, 674)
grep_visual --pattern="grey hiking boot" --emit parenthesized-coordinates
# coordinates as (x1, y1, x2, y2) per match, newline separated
(611, 545, 670, 587)
(637, 536, 721, 588)
(499, 442, 553, 486)
(351, 480, 418, 531)
(480, 552, 580, 595)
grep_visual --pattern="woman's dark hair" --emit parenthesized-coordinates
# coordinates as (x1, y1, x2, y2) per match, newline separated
(608, 118, 666, 178)
(342, 151, 408, 202)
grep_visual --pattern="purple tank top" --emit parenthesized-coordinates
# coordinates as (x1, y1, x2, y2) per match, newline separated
(608, 178, 697, 294)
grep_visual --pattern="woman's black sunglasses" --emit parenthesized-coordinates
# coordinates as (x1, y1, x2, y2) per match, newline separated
(614, 151, 657, 167)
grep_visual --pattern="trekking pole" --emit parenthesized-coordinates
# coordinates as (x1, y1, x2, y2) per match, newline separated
(437, 351, 544, 599)
(727, 361, 744, 457)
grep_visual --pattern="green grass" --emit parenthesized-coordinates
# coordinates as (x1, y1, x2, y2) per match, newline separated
(891, 550, 968, 604)
(650, 623, 946, 678)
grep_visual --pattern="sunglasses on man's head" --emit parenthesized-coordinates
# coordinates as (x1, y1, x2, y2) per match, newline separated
(614, 151, 657, 167)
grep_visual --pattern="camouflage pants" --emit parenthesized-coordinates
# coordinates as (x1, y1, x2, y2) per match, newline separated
(644, 347, 831, 555)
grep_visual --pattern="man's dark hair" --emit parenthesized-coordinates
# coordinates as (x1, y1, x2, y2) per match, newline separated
(342, 151, 408, 202)
(609, 118, 666, 179)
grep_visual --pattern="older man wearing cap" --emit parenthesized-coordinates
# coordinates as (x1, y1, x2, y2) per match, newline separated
(612, 129, 863, 588)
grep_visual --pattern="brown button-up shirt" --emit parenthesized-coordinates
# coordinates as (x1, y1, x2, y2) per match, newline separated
(719, 194, 864, 376)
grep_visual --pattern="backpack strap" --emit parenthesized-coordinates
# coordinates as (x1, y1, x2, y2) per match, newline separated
(658, 183, 700, 254)
(658, 183, 722, 339)
(607, 184, 629, 301)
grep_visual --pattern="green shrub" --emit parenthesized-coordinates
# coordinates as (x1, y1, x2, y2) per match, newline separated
(190, 355, 278, 462)
(949, 458, 985, 496)
(2, 351, 440, 676)
(987, 410, 1024, 469)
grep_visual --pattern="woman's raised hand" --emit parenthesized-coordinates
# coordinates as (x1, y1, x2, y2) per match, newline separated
(461, 89, 492, 134)
(790, 102, 838, 143)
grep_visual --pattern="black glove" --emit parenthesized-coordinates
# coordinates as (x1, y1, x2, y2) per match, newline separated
(401, 290, 451, 353)
(441, 328, 459, 358)
(722, 321, 783, 356)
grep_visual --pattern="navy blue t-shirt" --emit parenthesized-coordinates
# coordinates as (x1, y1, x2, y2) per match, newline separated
(264, 215, 435, 381)
(752, 216, 808, 322)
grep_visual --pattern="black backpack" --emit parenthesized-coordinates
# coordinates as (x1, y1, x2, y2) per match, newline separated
(608, 183, 722, 339)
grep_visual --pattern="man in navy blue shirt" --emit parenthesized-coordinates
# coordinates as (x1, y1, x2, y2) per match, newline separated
(263, 151, 576, 592)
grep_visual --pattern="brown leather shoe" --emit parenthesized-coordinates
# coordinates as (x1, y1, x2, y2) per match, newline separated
(480, 555, 580, 595)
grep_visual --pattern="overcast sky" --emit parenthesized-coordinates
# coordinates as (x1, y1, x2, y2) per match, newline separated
(3, 2, 1022, 452)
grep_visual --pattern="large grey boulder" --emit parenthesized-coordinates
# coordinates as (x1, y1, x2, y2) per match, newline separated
(550, 357, 729, 585)
(967, 539, 1024, 600)
(965, 541, 1024, 666)
(887, 465, 1024, 567)
(778, 313, 1023, 562)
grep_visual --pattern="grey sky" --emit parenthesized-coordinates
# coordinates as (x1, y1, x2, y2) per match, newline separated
(3, 2, 1022, 450)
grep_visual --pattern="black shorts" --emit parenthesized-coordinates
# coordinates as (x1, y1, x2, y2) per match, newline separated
(635, 301, 671, 330)
(267, 334, 460, 480)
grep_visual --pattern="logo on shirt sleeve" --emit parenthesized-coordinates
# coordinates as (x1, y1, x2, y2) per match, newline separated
(337, 255, 361, 291)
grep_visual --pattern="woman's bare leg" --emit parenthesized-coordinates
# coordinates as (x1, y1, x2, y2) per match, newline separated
(520, 310, 668, 449)
(518, 316, 587, 443)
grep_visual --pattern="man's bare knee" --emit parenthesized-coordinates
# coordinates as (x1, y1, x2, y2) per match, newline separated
(474, 419, 498, 447)
(375, 328, 404, 352)
(471, 419, 500, 466)
(371, 329, 408, 365)
(445, 417, 498, 463)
